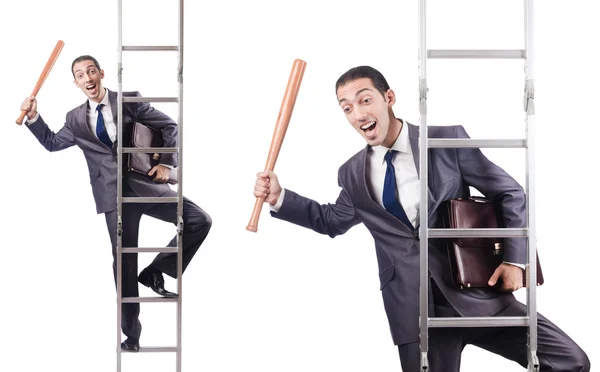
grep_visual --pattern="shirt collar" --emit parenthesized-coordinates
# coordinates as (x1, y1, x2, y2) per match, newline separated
(88, 88, 109, 112)
(372, 119, 411, 164)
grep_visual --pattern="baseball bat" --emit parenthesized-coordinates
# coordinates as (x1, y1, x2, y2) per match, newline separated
(16, 40, 65, 125)
(246, 58, 307, 232)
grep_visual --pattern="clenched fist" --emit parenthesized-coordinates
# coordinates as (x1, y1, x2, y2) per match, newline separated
(254, 171, 282, 206)
(20, 96, 38, 120)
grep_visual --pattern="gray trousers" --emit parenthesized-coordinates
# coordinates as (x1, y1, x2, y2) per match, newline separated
(398, 280, 590, 372)
(105, 186, 212, 341)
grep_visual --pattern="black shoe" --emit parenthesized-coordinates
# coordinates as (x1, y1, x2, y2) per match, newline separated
(138, 267, 178, 298)
(121, 337, 140, 352)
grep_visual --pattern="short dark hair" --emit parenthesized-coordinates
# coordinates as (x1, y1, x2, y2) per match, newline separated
(335, 66, 390, 97)
(71, 55, 101, 77)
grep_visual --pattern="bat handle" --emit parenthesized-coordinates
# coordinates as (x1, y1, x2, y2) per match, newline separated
(246, 196, 266, 232)
(16, 110, 28, 125)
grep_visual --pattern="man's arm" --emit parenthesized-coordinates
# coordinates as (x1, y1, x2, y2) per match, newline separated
(132, 92, 177, 167)
(454, 125, 527, 290)
(255, 171, 361, 238)
(21, 97, 75, 152)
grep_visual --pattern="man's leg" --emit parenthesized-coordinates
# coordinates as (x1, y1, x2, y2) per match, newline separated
(470, 301, 590, 371)
(105, 206, 143, 343)
(398, 279, 464, 372)
(142, 192, 211, 278)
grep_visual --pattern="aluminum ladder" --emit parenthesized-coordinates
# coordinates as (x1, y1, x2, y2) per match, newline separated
(417, 0, 539, 370)
(116, 0, 185, 371)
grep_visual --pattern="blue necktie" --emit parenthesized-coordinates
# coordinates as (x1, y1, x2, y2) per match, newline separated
(383, 150, 414, 230)
(96, 104, 113, 148)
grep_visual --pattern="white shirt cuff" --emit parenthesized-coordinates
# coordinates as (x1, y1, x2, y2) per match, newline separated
(159, 163, 174, 169)
(269, 188, 286, 213)
(504, 262, 525, 270)
(26, 113, 40, 125)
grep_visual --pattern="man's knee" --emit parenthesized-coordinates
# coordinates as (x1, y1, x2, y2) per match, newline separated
(186, 207, 212, 232)
(572, 348, 591, 372)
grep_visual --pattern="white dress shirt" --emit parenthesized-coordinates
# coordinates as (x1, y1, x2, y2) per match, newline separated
(88, 89, 117, 142)
(366, 119, 420, 227)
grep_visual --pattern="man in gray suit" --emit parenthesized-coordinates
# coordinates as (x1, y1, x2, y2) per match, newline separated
(253, 66, 589, 371)
(20, 55, 211, 352)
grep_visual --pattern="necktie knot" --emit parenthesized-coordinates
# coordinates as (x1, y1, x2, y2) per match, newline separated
(384, 150, 398, 164)
(96, 103, 104, 112)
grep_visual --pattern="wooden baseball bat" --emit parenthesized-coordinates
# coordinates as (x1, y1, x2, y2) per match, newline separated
(16, 40, 65, 125)
(246, 58, 307, 232)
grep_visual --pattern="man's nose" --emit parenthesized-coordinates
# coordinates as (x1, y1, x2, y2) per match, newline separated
(354, 107, 367, 122)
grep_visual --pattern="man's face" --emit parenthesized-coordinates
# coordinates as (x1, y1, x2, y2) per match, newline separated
(337, 78, 396, 147)
(73, 60, 105, 102)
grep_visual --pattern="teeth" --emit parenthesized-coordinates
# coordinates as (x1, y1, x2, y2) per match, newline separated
(361, 121, 376, 130)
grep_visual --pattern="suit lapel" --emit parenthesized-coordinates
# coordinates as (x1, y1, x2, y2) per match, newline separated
(407, 123, 436, 218)
(108, 89, 120, 126)
(74, 97, 112, 152)
(356, 146, 415, 235)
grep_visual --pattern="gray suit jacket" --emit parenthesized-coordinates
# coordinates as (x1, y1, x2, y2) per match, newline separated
(272, 123, 527, 345)
(27, 89, 177, 214)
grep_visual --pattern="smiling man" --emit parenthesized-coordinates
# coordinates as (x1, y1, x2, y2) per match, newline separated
(19, 55, 212, 352)
(253, 65, 589, 371)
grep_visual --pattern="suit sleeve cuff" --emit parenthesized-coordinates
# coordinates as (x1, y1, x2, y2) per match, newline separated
(504, 261, 525, 270)
(26, 113, 40, 125)
(270, 188, 286, 213)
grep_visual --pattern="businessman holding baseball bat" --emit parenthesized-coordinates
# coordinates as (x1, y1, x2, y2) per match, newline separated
(19, 55, 211, 352)
(252, 66, 589, 371)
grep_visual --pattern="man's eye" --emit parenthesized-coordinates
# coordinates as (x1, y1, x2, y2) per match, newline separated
(363, 98, 371, 104)
(344, 107, 351, 113)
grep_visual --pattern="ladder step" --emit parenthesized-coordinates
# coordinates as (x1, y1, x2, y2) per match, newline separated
(122, 297, 178, 303)
(137, 346, 178, 353)
(122, 147, 179, 154)
(122, 247, 178, 253)
(428, 49, 525, 59)
(429, 316, 529, 328)
(122, 197, 178, 204)
(428, 228, 528, 238)
(122, 97, 179, 103)
(428, 139, 526, 148)
(122, 46, 178, 52)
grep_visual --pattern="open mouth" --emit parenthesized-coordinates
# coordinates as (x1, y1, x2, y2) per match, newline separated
(86, 83, 96, 92)
(361, 121, 377, 135)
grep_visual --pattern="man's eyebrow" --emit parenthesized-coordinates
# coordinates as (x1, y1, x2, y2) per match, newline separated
(74, 64, 96, 74)
(338, 87, 374, 104)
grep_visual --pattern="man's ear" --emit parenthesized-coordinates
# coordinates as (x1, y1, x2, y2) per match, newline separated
(100, 69, 105, 79)
(385, 88, 396, 106)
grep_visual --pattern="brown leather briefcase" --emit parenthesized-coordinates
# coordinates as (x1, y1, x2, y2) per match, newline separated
(127, 122, 178, 185)
(442, 196, 543, 289)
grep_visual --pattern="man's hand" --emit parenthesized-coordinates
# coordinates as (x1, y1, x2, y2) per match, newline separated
(20, 96, 38, 120)
(254, 171, 282, 206)
(488, 263, 524, 292)
(148, 164, 170, 183)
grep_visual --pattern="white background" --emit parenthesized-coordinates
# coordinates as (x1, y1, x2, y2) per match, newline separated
(1, 1, 597, 371)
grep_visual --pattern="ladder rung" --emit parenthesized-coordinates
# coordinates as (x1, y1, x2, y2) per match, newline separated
(428, 228, 528, 238)
(428, 49, 525, 59)
(122, 197, 178, 204)
(121, 297, 178, 303)
(122, 46, 178, 52)
(122, 247, 178, 253)
(429, 316, 529, 328)
(122, 97, 179, 103)
(428, 139, 526, 148)
(122, 147, 179, 154)
(137, 346, 178, 353)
